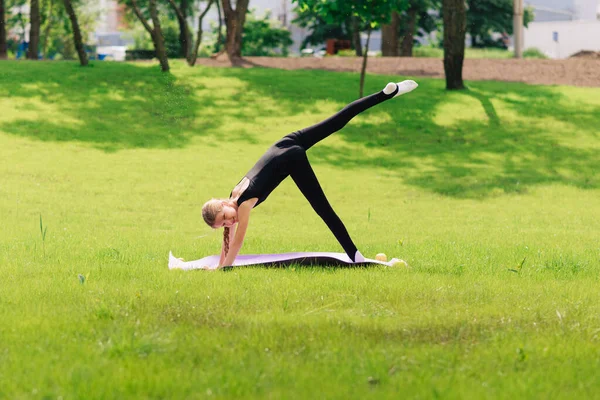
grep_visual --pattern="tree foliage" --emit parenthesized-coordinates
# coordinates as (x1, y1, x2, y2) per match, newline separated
(63, 0, 87, 66)
(400, 0, 440, 55)
(466, 0, 533, 47)
(381, 0, 440, 56)
(2, 0, 96, 59)
(166, 0, 213, 65)
(293, 0, 408, 97)
(126, 0, 170, 71)
(292, 5, 351, 50)
(241, 9, 292, 56)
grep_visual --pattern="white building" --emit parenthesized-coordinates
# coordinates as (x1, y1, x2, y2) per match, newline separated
(92, 0, 131, 60)
(524, 0, 600, 58)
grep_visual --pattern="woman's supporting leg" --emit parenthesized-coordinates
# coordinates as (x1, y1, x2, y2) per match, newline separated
(290, 80, 418, 151)
(289, 149, 363, 262)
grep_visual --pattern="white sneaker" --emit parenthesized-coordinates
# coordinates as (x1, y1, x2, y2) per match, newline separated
(354, 250, 366, 263)
(383, 80, 419, 97)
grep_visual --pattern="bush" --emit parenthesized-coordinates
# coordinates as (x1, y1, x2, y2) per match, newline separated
(126, 49, 157, 60)
(413, 46, 444, 58)
(523, 47, 548, 59)
(240, 9, 293, 56)
(162, 22, 184, 58)
(336, 49, 355, 57)
(126, 19, 183, 58)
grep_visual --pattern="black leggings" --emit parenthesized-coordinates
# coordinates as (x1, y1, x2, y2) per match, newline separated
(284, 88, 397, 261)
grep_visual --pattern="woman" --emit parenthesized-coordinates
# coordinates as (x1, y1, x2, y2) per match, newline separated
(202, 80, 418, 268)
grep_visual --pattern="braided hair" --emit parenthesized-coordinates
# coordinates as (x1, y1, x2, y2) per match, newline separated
(223, 227, 230, 256)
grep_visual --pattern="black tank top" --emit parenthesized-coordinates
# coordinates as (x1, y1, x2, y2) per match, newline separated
(232, 137, 300, 208)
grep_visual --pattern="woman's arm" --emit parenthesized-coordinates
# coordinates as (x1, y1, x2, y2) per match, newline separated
(219, 201, 255, 267)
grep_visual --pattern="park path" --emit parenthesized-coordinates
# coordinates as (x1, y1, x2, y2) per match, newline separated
(194, 56, 600, 88)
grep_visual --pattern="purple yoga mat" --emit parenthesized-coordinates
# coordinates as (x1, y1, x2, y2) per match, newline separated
(168, 251, 403, 270)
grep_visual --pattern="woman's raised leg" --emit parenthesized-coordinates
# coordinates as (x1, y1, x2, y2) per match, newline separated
(290, 80, 418, 150)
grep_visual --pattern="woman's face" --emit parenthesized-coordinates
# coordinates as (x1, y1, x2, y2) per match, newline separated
(213, 203, 238, 228)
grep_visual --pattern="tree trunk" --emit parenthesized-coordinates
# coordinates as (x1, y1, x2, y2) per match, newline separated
(28, 0, 41, 60)
(442, 0, 466, 90)
(351, 16, 362, 57)
(149, 0, 169, 72)
(222, 0, 249, 64)
(215, 0, 223, 51)
(178, 0, 189, 59)
(380, 11, 399, 57)
(41, 0, 54, 59)
(0, 0, 7, 59)
(189, 21, 202, 65)
(400, 7, 417, 57)
(131, 0, 169, 72)
(167, 0, 191, 61)
(233, 2, 246, 56)
(189, 0, 213, 65)
(63, 0, 88, 66)
(359, 28, 371, 98)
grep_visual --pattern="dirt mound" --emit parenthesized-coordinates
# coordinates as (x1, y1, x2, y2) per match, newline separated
(570, 50, 600, 59)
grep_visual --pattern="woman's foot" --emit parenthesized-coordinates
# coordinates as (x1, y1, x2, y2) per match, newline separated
(383, 80, 419, 97)
(354, 250, 366, 263)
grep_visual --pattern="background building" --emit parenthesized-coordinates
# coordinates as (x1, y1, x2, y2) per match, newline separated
(524, 0, 600, 58)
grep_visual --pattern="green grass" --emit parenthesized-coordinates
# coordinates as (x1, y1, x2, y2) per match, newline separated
(337, 47, 517, 59)
(413, 46, 548, 59)
(1, 60, 600, 399)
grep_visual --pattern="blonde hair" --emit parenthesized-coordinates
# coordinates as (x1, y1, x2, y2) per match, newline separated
(202, 199, 231, 258)
(202, 199, 224, 227)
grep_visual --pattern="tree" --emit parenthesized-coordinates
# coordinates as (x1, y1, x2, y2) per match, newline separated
(380, 11, 399, 56)
(293, 4, 371, 56)
(381, 0, 440, 57)
(213, 0, 222, 52)
(130, 0, 169, 72)
(467, 0, 532, 48)
(400, 4, 417, 55)
(63, 0, 87, 65)
(175, 0, 189, 58)
(221, 0, 249, 64)
(40, 0, 54, 58)
(350, 16, 363, 56)
(292, 5, 350, 52)
(293, 0, 408, 97)
(41, 0, 96, 60)
(27, 0, 40, 59)
(167, 0, 214, 65)
(442, 0, 466, 90)
(0, 0, 7, 59)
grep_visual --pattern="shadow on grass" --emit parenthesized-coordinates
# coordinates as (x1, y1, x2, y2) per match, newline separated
(0, 61, 227, 151)
(228, 68, 600, 198)
(2, 61, 598, 198)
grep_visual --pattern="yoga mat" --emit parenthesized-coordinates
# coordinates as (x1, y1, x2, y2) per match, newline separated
(168, 251, 404, 271)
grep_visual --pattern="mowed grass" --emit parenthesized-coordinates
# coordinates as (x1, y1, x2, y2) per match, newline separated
(1, 60, 600, 399)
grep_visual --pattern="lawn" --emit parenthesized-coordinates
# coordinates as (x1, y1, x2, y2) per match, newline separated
(411, 46, 547, 59)
(1, 60, 599, 399)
